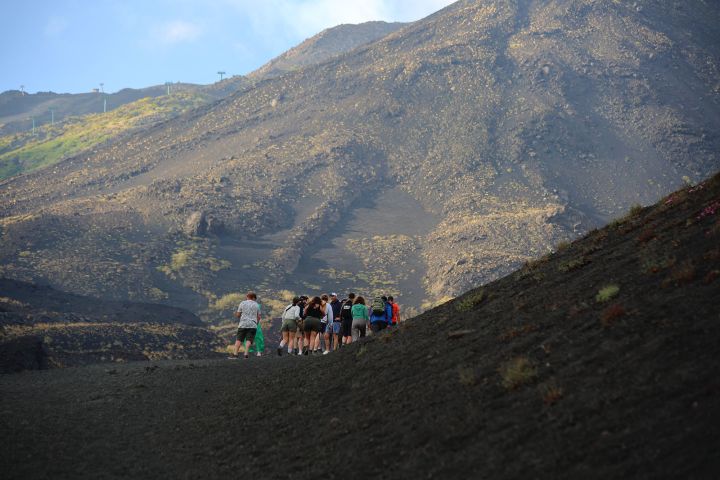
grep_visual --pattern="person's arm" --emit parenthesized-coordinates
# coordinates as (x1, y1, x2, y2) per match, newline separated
(234, 303, 241, 318)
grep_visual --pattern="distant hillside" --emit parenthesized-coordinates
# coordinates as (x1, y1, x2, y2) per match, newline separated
(1, 0, 719, 318)
(0, 278, 224, 373)
(0, 92, 212, 179)
(1, 172, 718, 478)
(249, 21, 406, 80)
(0, 84, 197, 135)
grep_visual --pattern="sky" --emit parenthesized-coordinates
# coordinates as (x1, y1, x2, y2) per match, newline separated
(0, 0, 456, 94)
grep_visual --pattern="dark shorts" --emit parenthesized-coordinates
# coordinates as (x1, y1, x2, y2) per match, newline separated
(237, 327, 256, 343)
(370, 322, 388, 333)
(320, 322, 328, 334)
(304, 316, 322, 333)
(342, 318, 353, 337)
(280, 318, 297, 332)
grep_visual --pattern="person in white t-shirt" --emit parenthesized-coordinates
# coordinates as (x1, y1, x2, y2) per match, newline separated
(231, 291, 261, 359)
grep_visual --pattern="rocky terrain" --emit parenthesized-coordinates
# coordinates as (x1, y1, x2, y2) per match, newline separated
(0, 278, 224, 373)
(1, 169, 718, 479)
(1, 0, 719, 319)
(248, 20, 406, 80)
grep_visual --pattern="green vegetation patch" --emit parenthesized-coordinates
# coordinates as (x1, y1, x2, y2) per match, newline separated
(499, 357, 537, 390)
(0, 92, 211, 180)
(455, 288, 486, 312)
(595, 284, 620, 303)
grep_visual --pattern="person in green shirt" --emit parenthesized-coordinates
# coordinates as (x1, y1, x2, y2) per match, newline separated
(350, 296, 369, 342)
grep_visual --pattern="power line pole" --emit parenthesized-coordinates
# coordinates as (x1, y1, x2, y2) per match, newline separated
(20, 85, 25, 95)
(31, 116, 35, 135)
(165, 81, 172, 95)
(99, 82, 104, 93)
(50, 109, 54, 125)
(217, 71, 226, 81)
(103, 97, 107, 113)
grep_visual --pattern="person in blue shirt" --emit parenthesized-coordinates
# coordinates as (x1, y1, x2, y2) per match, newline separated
(369, 295, 392, 333)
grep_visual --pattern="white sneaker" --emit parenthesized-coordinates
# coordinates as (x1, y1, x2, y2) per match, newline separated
(323, 350, 330, 355)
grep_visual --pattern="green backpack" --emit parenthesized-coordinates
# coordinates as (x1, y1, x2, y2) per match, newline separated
(371, 297, 386, 315)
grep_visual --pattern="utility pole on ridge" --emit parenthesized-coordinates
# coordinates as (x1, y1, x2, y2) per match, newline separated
(217, 71, 226, 82)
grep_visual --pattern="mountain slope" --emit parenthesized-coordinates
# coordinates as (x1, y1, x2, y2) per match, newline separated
(1, 0, 719, 316)
(249, 21, 407, 80)
(1, 170, 718, 479)
(0, 278, 224, 372)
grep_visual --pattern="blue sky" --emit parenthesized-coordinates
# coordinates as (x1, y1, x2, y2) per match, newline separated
(0, 0, 455, 94)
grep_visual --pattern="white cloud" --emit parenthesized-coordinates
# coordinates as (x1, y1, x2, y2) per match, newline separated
(154, 20, 203, 45)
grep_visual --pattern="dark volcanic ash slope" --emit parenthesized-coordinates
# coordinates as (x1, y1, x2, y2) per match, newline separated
(1, 0, 719, 314)
(1, 172, 719, 479)
(0, 278, 224, 373)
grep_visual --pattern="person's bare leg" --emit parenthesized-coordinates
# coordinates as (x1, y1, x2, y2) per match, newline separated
(233, 339, 242, 356)
(243, 339, 251, 358)
(287, 331, 295, 353)
(323, 331, 331, 352)
(309, 331, 317, 352)
(334, 334, 340, 350)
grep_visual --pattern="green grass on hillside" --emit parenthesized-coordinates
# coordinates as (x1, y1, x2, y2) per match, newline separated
(0, 92, 210, 180)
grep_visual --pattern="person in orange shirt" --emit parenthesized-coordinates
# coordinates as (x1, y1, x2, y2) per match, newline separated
(388, 296, 400, 326)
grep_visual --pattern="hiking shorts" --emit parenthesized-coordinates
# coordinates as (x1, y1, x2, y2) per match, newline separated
(320, 321, 328, 334)
(280, 318, 298, 332)
(332, 321, 342, 335)
(303, 316, 322, 333)
(236, 327, 256, 343)
(342, 318, 353, 337)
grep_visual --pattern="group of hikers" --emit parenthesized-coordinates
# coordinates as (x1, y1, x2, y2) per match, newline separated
(230, 291, 400, 359)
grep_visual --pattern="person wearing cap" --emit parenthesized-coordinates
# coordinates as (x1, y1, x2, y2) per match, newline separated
(329, 292, 342, 351)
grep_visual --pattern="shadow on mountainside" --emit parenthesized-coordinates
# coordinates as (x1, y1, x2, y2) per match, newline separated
(1, 172, 719, 479)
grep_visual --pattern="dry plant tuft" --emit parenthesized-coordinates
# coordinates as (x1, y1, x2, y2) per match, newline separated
(540, 383, 564, 405)
(662, 260, 696, 288)
(499, 357, 537, 390)
(601, 304, 626, 327)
